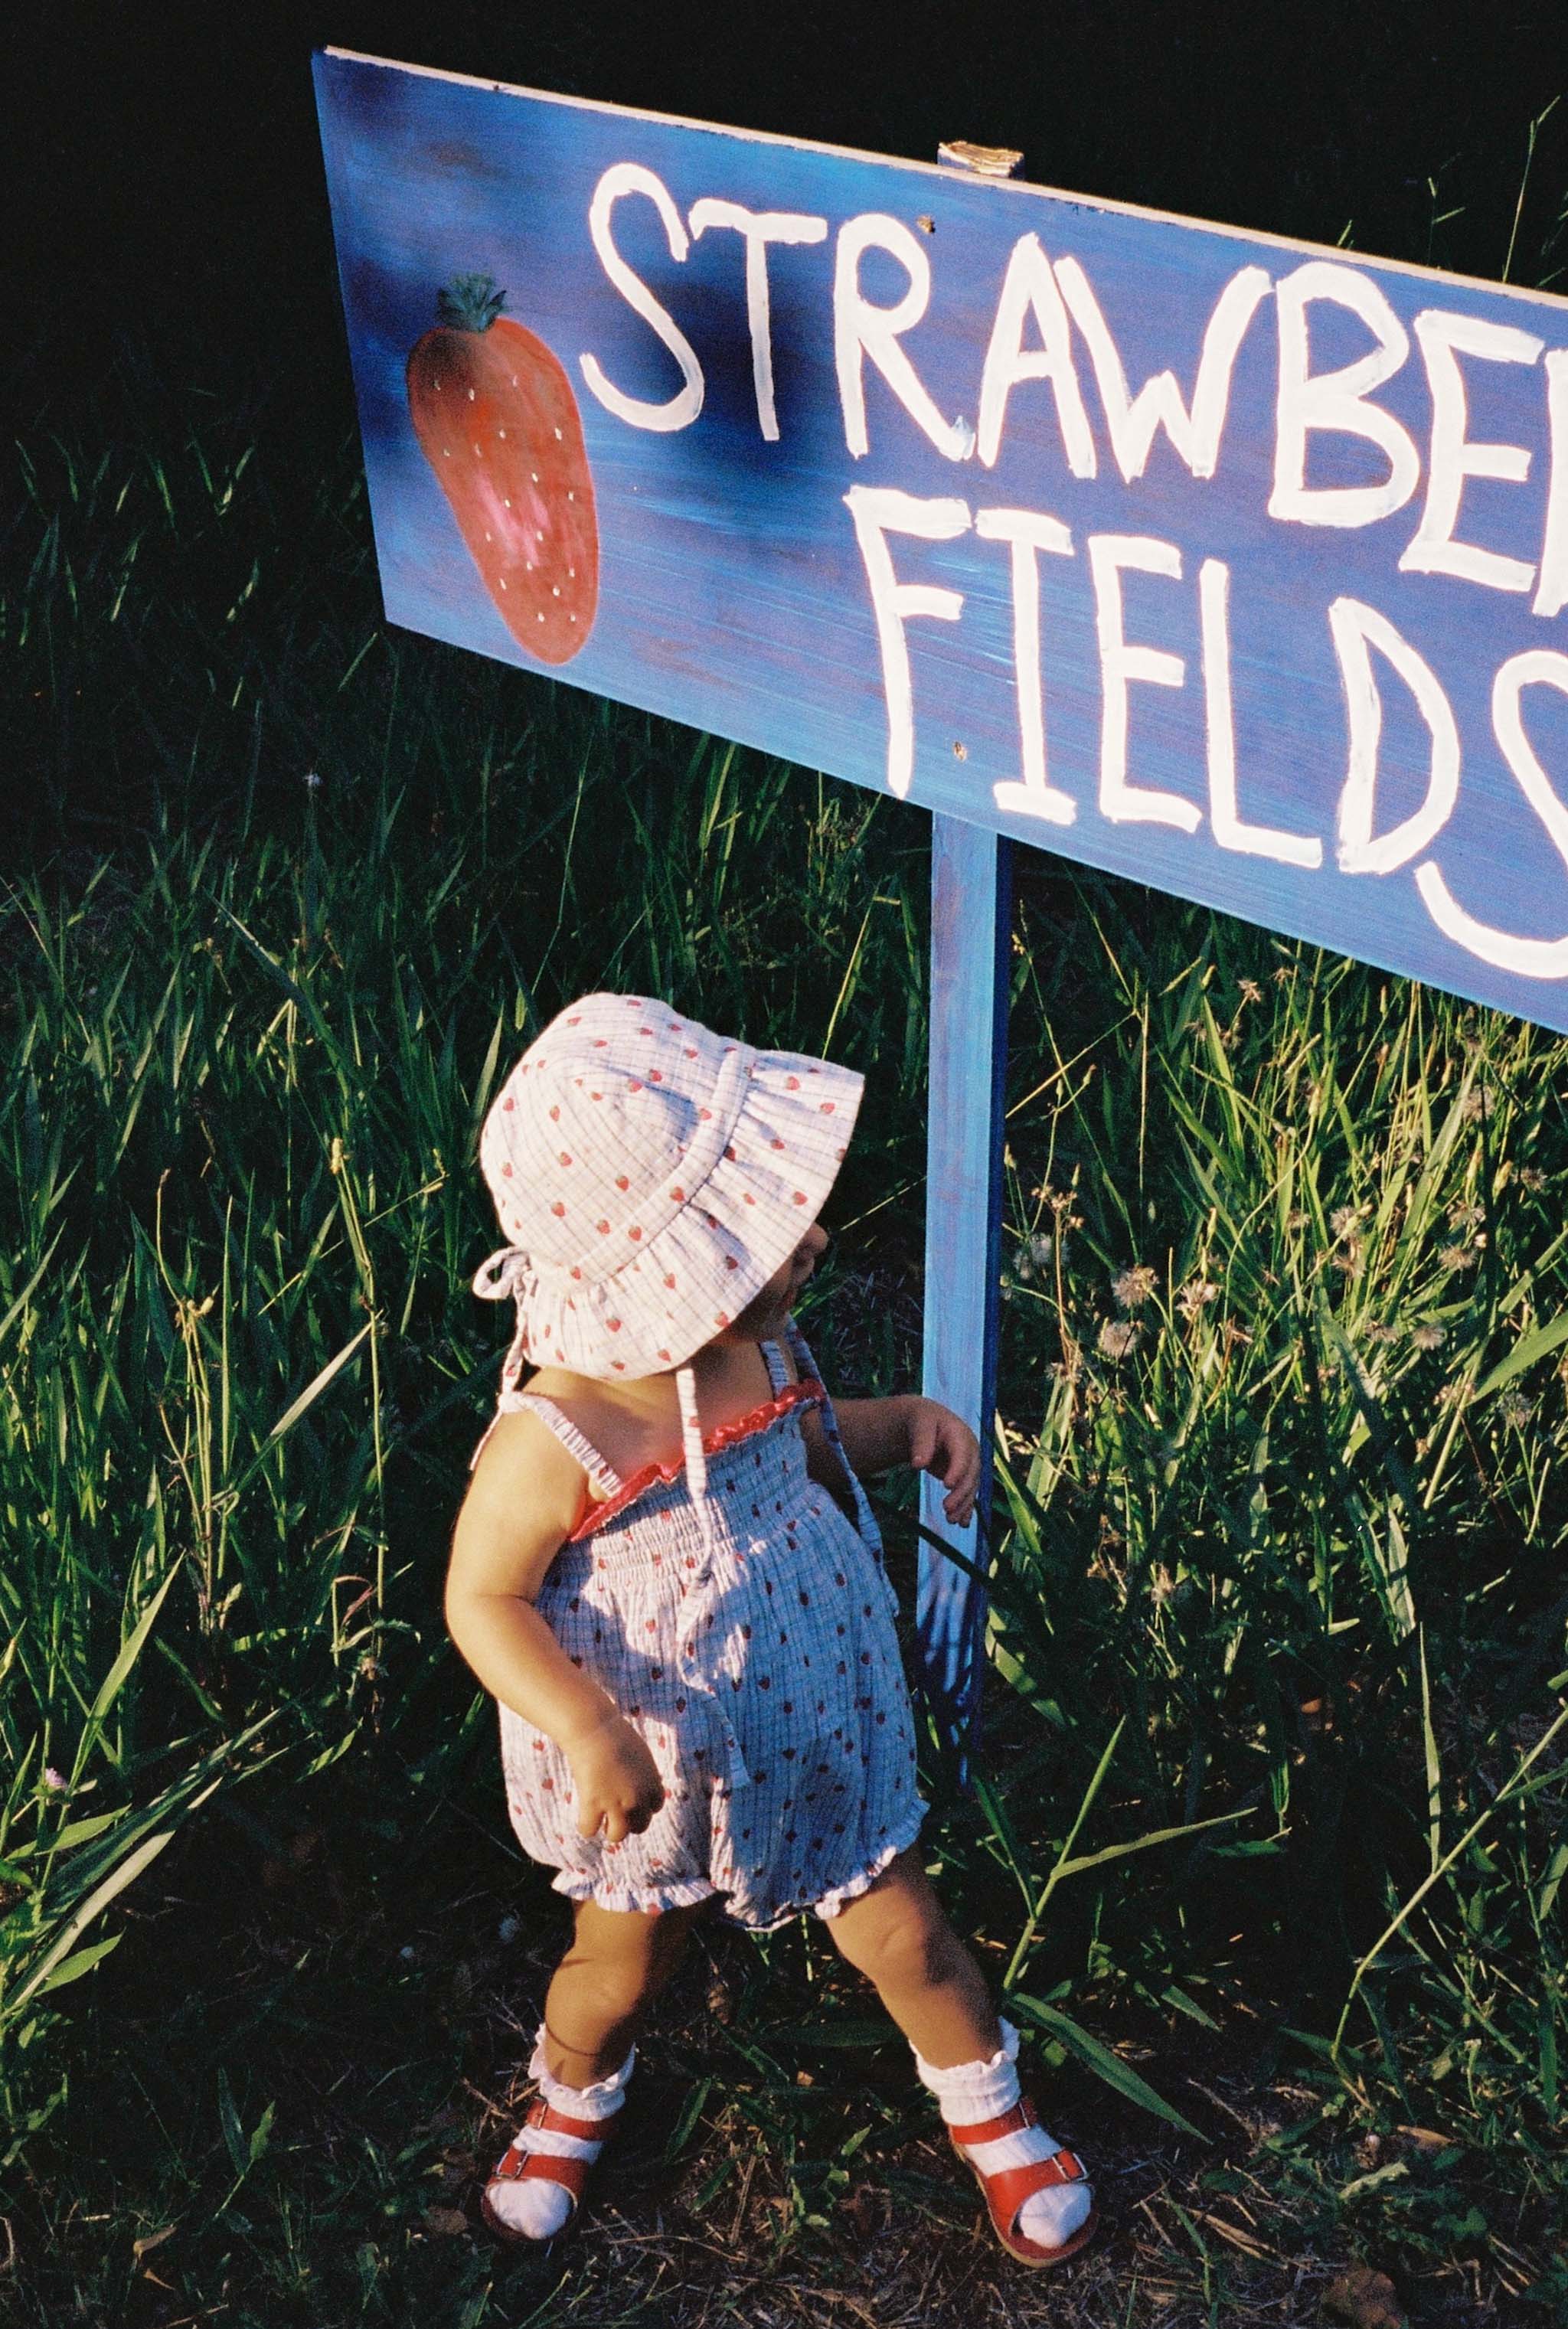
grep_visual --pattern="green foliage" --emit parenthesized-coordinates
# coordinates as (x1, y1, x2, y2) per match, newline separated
(967, 900, 1568, 2141)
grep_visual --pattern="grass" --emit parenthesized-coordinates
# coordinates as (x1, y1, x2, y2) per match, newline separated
(1, 318, 1566, 2326)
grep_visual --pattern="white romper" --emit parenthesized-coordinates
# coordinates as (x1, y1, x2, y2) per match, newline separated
(490, 1318, 928, 1930)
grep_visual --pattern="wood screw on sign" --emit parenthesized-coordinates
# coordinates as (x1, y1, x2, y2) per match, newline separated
(915, 139, 1024, 1786)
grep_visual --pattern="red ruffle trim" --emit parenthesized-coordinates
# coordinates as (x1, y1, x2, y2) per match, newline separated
(567, 1377, 826, 1541)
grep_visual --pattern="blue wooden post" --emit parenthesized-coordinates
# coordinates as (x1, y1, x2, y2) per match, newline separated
(914, 139, 1024, 1784)
(918, 814, 1013, 1779)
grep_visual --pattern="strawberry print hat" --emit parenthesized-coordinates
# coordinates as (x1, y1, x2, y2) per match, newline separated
(472, 993, 864, 1383)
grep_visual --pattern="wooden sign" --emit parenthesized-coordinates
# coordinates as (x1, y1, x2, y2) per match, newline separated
(315, 48, 1568, 1031)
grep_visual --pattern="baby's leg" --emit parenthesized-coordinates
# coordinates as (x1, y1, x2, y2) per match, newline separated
(541, 1894, 709, 2086)
(823, 1848, 1093, 2256)
(485, 1895, 711, 2242)
(820, 1846, 999, 2065)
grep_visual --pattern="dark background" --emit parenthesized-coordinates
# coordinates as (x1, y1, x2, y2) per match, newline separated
(11, 2, 1566, 442)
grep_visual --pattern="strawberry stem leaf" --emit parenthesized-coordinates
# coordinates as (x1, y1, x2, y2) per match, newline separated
(434, 273, 509, 333)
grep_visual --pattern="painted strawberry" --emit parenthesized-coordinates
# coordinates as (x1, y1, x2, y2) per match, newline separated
(406, 272, 598, 664)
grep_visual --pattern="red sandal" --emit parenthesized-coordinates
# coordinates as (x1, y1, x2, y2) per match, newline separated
(946, 2092, 1098, 2268)
(479, 2092, 619, 2246)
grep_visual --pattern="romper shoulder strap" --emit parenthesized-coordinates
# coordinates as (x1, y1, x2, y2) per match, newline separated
(782, 1317, 886, 1560)
(781, 1315, 825, 1390)
(492, 1390, 625, 1493)
(759, 1337, 792, 1396)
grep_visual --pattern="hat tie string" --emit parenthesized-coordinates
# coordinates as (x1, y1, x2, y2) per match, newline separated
(473, 1244, 536, 1398)
(674, 1363, 753, 1795)
(472, 1243, 533, 1302)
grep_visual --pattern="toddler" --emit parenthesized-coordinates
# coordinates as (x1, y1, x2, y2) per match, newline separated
(445, 991, 1096, 2266)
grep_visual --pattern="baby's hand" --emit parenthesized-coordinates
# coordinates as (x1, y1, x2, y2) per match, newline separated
(563, 1708, 667, 1844)
(906, 1399, 982, 1528)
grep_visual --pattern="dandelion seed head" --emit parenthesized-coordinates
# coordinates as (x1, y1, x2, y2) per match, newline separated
(1411, 1321, 1446, 1351)
(1112, 1263, 1158, 1311)
(1096, 1318, 1140, 1360)
(1498, 1390, 1534, 1429)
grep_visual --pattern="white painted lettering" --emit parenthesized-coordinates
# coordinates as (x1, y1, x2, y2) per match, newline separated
(1270, 262, 1420, 528)
(1054, 258, 1271, 482)
(975, 507, 1077, 826)
(844, 487, 972, 797)
(1400, 309, 1543, 592)
(834, 215, 970, 461)
(1416, 652, 1568, 977)
(1532, 349, 1568, 619)
(1199, 559, 1322, 867)
(580, 163, 704, 431)
(1087, 535, 1200, 832)
(975, 234, 1097, 475)
(1328, 596, 1459, 874)
(687, 198, 828, 442)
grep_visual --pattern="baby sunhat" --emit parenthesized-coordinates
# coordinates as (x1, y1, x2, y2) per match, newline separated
(472, 992, 863, 1383)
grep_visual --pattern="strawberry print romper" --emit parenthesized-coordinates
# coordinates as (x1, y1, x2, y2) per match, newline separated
(493, 1318, 928, 1929)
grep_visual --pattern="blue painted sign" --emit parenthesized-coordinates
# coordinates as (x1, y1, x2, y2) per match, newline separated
(314, 48, 1568, 1029)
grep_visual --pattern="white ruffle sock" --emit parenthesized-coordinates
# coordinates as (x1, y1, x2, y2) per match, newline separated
(485, 2025, 636, 2240)
(913, 2016, 1093, 2250)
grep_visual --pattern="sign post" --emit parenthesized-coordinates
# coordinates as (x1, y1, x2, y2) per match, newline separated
(312, 47, 1568, 1761)
(915, 140, 1024, 1777)
(919, 812, 1011, 1775)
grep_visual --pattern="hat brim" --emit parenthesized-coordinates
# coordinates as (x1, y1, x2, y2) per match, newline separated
(508, 1043, 864, 1380)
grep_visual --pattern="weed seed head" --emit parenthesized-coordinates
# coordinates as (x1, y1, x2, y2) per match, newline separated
(1177, 1279, 1219, 1320)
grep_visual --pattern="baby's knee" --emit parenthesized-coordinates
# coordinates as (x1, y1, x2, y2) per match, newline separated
(827, 1892, 955, 1992)
(567, 1897, 697, 1994)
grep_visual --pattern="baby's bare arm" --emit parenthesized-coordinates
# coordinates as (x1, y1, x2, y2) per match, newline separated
(803, 1393, 980, 1527)
(446, 1413, 665, 1841)
(808, 1395, 919, 1478)
(446, 1412, 622, 1746)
